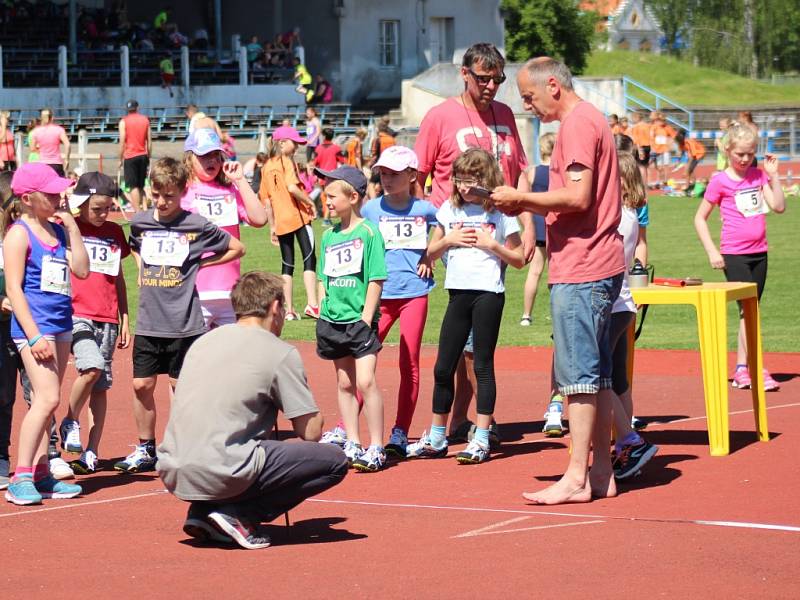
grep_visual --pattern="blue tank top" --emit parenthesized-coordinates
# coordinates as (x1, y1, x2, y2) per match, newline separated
(10, 220, 73, 339)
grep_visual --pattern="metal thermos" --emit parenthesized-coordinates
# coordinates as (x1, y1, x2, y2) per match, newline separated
(629, 259, 649, 288)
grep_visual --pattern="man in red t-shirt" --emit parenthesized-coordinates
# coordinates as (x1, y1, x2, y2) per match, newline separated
(493, 57, 625, 506)
(118, 100, 152, 212)
(412, 42, 533, 443)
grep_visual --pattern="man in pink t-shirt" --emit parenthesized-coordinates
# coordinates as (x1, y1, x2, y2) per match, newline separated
(493, 57, 625, 506)
(32, 109, 70, 176)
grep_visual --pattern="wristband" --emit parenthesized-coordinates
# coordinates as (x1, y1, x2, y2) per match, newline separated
(28, 334, 43, 347)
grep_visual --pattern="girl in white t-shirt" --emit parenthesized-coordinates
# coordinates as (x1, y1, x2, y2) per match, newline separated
(181, 128, 268, 327)
(406, 148, 524, 464)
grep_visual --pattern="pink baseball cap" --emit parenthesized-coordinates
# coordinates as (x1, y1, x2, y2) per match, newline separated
(11, 163, 74, 196)
(374, 145, 419, 171)
(272, 125, 306, 145)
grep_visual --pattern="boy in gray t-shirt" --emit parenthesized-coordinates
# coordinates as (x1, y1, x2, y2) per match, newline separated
(115, 157, 244, 474)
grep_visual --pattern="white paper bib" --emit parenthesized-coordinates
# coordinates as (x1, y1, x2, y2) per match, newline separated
(378, 215, 427, 250)
(195, 193, 239, 227)
(323, 238, 364, 277)
(84, 236, 122, 276)
(140, 230, 190, 267)
(40, 254, 71, 295)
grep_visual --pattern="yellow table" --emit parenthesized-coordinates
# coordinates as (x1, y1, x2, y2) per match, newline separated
(630, 282, 769, 456)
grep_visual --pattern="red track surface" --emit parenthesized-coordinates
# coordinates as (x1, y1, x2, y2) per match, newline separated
(2, 342, 799, 598)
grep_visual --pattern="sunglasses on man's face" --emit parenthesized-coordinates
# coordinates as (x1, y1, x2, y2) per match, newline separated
(468, 69, 506, 86)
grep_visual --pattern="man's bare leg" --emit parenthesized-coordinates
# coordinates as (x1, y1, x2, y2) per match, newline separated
(523, 393, 595, 505)
(129, 187, 143, 212)
(589, 388, 617, 499)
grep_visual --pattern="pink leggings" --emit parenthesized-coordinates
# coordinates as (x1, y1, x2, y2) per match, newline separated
(339, 295, 428, 432)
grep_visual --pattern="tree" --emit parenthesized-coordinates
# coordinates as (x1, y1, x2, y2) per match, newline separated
(502, 0, 598, 74)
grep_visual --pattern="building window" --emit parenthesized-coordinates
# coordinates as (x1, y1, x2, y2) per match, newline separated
(379, 20, 400, 67)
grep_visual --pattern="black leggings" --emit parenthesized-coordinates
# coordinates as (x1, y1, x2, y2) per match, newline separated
(433, 290, 504, 417)
(723, 252, 768, 300)
(278, 225, 316, 276)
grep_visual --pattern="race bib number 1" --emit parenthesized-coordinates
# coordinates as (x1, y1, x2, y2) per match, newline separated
(196, 194, 239, 227)
(323, 239, 364, 278)
(734, 186, 769, 217)
(378, 216, 427, 250)
(40, 254, 70, 295)
(140, 230, 190, 267)
(84, 237, 122, 276)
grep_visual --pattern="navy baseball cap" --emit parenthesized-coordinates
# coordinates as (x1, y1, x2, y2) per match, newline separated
(313, 165, 367, 197)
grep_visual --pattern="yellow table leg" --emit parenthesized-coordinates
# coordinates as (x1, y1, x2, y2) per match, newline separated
(741, 296, 770, 442)
(695, 290, 731, 456)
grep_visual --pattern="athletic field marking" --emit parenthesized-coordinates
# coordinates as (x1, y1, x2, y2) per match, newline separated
(654, 402, 800, 426)
(453, 517, 604, 538)
(0, 489, 167, 518)
(308, 498, 800, 533)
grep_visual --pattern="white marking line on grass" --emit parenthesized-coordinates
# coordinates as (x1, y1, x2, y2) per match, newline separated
(453, 516, 604, 538)
(0, 489, 167, 518)
(308, 498, 800, 533)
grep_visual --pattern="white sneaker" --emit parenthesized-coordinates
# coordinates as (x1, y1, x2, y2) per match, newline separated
(319, 426, 347, 448)
(59, 418, 83, 454)
(70, 450, 98, 475)
(49, 457, 75, 480)
(342, 440, 364, 466)
(542, 400, 565, 437)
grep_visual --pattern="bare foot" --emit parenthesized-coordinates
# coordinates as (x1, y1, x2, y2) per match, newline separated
(522, 476, 592, 505)
(589, 467, 617, 499)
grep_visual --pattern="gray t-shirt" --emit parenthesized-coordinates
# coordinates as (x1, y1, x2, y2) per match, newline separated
(129, 209, 230, 337)
(157, 324, 319, 500)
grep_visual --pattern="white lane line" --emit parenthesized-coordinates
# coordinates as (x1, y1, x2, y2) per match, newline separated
(0, 489, 167, 518)
(453, 516, 531, 537)
(694, 520, 800, 532)
(454, 518, 603, 538)
(653, 402, 800, 426)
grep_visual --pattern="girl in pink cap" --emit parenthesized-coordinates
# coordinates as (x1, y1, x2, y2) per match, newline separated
(3, 163, 89, 505)
(180, 127, 268, 328)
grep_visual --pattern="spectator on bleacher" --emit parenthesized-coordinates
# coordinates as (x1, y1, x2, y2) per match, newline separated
(312, 75, 334, 104)
(154, 6, 170, 31)
(304, 107, 321, 163)
(167, 24, 189, 49)
(0, 112, 16, 172)
(345, 128, 368, 170)
(160, 53, 175, 98)
(246, 36, 263, 65)
(31, 109, 70, 177)
(293, 58, 314, 103)
(118, 100, 151, 212)
(192, 28, 209, 51)
(185, 105, 223, 137)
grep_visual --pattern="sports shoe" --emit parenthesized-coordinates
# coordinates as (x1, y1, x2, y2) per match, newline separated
(183, 504, 234, 544)
(285, 311, 300, 321)
(5, 475, 42, 505)
(207, 508, 271, 550)
(456, 438, 490, 464)
(731, 366, 751, 389)
(49, 457, 75, 480)
(385, 427, 408, 457)
(0, 456, 9, 491)
(303, 304, 320, 319)
(613, 440, 658, 480)
(465, 422, 502, 449)
(114, 444, 157, 473)
(319, 426, 347, 448)
(631, 416, 647, 431)
(352, 445, 387, 473)
(34, 475, 82, 499)
(59, 418, 83, 454)
(519, 315, 532, 326)
(406, 432, 448, 459)
(70, 450, 98, 475)
(342, 440, 364, 466)
(543, 398, 566, 437)
(763, 368, 780, 391)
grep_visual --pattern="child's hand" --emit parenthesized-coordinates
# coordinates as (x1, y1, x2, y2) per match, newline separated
(0, 296, 11, 314)
(763, 153, 779, 177)
(118, 323, 131, 349)
(474, 226, 496, 251)
(446, 227, 477, 247)
(417, 253, 434, 279)
(223, 161, 245, 182)
(270, 229, 279, 247)
(30, 337, 54, 362)
(707, 249, 725, 270)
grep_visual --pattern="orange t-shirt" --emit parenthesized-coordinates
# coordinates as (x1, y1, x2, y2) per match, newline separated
(651, 124, 676, 153)
(683, 137, 706, 160)
(345, 137, 362, 166)
(259, 156, 312, 235)
(630, 122, 652, 148)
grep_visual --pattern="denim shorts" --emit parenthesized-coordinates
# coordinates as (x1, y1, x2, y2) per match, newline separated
(71, 318, 119, 391)
(550, 273, 623, 396)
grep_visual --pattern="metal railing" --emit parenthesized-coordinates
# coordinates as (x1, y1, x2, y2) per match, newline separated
(623, 76, 694, 131)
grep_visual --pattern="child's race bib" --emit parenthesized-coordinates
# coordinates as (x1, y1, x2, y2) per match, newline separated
(323, 238, 364, 278)
(84, 236, 122, 276)
(378, 216, 427, 250)
(40, 254, 70, 295)
(655, 135, 668, 146)
(734, 186, 769, 217)
(140, 230, 190, 266)
(195, 193, 239, 227)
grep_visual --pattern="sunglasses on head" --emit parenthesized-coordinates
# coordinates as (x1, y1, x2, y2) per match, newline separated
(468, 69, 506, 86)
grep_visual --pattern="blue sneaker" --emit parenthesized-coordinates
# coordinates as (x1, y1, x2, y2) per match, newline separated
(5, 475, 43, 505)
(385, 427, 408, 457)
(34, 475, 82, 499)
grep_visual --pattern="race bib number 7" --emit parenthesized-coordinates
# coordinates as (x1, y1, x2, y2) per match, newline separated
(734, 186, 769, 218)
(323, 239, 364, 278)
(379, 216, 427, 250)
(140, 230, 190, 267)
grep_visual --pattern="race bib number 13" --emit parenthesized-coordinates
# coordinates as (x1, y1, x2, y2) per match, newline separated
(323, 239, 364, 278)
(84, 237, 122, 275)
(140, 230, 190, 267)
(196, 194, 239, 227)
(379, 216, 427, 250)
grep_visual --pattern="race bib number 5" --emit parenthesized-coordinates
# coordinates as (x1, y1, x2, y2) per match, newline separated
(41, 254, 70, 295)
(84, 237, 122, 276)
(378, 216, 427, 250)
(323, 239, 364, 278)
(140, 230, 190, 267)
(734, 186, 769, 217)
(196, 194, 239, 227)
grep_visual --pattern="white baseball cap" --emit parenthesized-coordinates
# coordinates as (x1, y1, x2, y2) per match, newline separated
(374, 145, 419, 171)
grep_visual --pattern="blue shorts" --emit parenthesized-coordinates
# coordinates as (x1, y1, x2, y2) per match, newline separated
(550, 273, 623, 396)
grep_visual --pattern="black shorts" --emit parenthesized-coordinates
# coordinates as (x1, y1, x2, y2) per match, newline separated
(47, 163, 65, 176)
(316, 319, 381, 360)
(132, 334, 201, 379)
(124, 155, 149, 189)
(636, 146, 651, 166)
(723, 252, 768, 300)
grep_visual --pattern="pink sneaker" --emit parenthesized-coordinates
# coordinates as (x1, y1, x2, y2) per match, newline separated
(304, 304, 320, 319)
(731, 366, 751, 389)
(762, 368, 780, 391)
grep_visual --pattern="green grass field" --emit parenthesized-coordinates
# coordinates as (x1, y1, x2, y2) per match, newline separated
(120, 196, 798, 352)
(584, 50, 800, 107)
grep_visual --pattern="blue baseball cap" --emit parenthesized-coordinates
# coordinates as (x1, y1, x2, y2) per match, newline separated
(184, 128, 227, 156)
(313, 165, 367, 197)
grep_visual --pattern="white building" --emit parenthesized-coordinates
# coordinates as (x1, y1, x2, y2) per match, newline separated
(607, 0, 663, 54)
